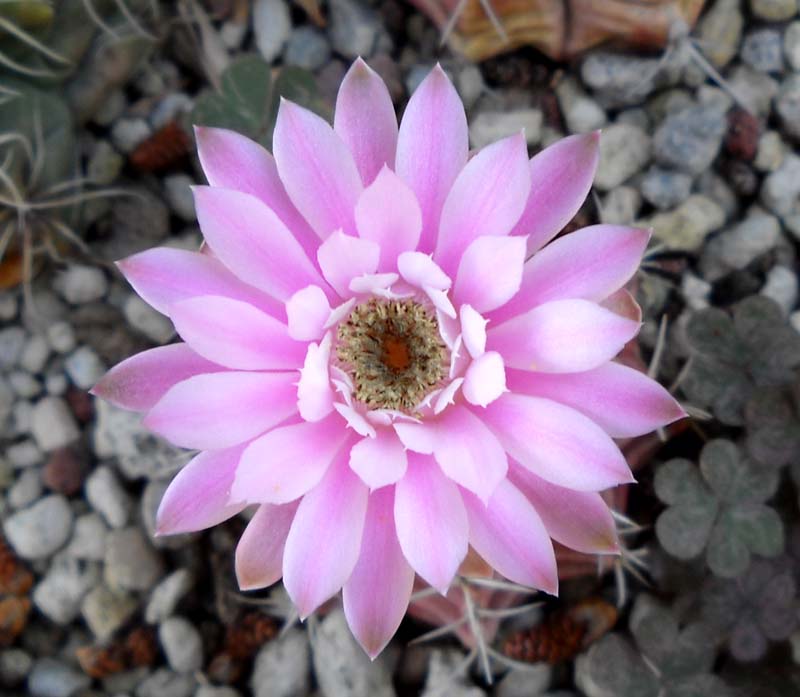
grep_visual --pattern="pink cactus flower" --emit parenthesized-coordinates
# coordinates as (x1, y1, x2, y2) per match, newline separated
(93, 59, 685, 658)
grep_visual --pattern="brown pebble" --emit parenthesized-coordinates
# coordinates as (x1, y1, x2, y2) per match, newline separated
(725, 108, 760, 162)
(42, 446, 87, 496)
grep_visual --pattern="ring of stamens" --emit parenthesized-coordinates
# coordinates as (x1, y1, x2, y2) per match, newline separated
(336, 298, 448, 412)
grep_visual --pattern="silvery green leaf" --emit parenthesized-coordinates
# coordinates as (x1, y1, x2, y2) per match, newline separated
(726, 505, 784, 557)
(664, 674, 734, 697)
(734, 296, 784, 340)
(575, 635, 660, 697)
(706, 519, 750, 578)
(654, 459, 709, 506)
(629, 595, 678, 667)
(656, 502, 717, 561)
(729, 618, 767, 662)
(698, 439, 739, 500)
(686, 308, 743, 362)
(746, 424, 800, 469)
(661, 623, 718, 678)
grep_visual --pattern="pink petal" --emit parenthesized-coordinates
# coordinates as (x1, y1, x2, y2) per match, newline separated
(510, 132, 600, 254)
(156, 444, 248, 535)
(194, 186, 326, 302)
(394, 420, 436, 454)
(355, 166, 422, 271)
(317, 230, 380, 297)
(462, 479, 557, 593)
(492, 225, 649, 324)
(343, 487, 415, 658)
(348, 272, 399, 296)
(487, 299, 640, 372)
(171, 295, 305, 370)
(507, 363, 686, 438)
(143, 371, 298, 450)
(334, 403, 376, 438)
(395, 65, 468, 253)
(91, 344, 219, 412)
(273, 99, 363, 238)
(434, 133, 531, 277)
(459, 304, 487, 358)
(481, 394, 634, 491)
(397, 251, 451, 290)
(453, 236, 527, 314)
(283, 453, 368, 617)
(425, 287, 456, 319)
(394, 453, 468, 593)
(334, 58, 398, 186)
(194, 126, 318, 258)
(434, 377, 464, 414)
(297, 334, 334, 422)
(511, 465, 618, 554)
(463, 351, 507, 407)
(349, 430, 408, 489)
(235, 501, 298, 590)
(432, 406, 508, 503)
(231, 416, 350, 505)
(286, 285, 330, 341)
(117, 247, 281, 318)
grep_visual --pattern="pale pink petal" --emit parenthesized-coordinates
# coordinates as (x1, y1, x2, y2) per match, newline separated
(334, 403, 377, 438)
(283, 453, 368, 617)
(462, 479, 557, 593)
(510, 132, 600, 254)
(317, 231, 380, 297)
(334, 59, 399, 185)
(325, 298, 357, 329)
(117, 247, 281, 318)
(425, 287, 456, 319)
(394, 420, 435, 454)
(171, 295, 305, 370)
(449, 335, 470, 379)
(432, 406, 507, 503)
(355, 166, 422, 270)
(343, 487, 415, 658)
(194, 126, 318, 257)
(194, 186, 326, 301)
(232, 416, 350, 505)
(433, 378, 463, 414)
(434, 133, 531, 276)
(507, 363, 686, 438)
(511, 465, 619, 554)
(348, 272, 400, 296)
(286, 285, 330, 341)
(487, 299, 640, 372)
(397, 251, 451, 290)
(297, 334, 334, 422)
(491, 225, 649, 324)
(459, 304, 487, 358)
(91, 344, 219, 412)
(235, 501, 298, 590)
(156, 444, 247, 535)
(463, 351, 507, 407)
(481, 394, 634, 491)
(273, 99, 363, 238)
(143, 371, 298, 450)
(349, 430, 408, 490)
(394, 453, 468, 593)
(395, 65, 468, 253)
(453, 236, 527, 314)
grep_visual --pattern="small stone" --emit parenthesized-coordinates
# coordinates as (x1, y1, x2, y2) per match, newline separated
(30, 397, 80, 452)
(136, 668, 195, 697)
(88, 140, 124, 185)
(105, 527, 164, 592)
(0, 376, 11, 428)
(8, 468, 42, 509)
(86, 465, 133, 528)
(456, 65, 484, 110)
(45, 373, 68, 396)
(151, 93, 194, 131)
(600, 186, 642, 225)
(140, 479, 195, 549)
(653, 104, 726, 175)
(163, 174, 196, 222)
(750, 0, 798, 21)
(10, 402, 33, 437)
(197, 687, 242, 697)
(28, 658, 91, 697)
(494, 666, 552, 697)
(160, 617, 204, 673)
(92, 89, 126, 127)
(640, 167, 693, 210)
(594, 124, 651, 191)
(3, 495, 72, 559)
(741, 29, 784, 73)
(252, 627, 310, 697)
(777, 74, 800, 141)
(645, 195, 726, 252)
(0, 327, 25, 369)
(8, 371, 41, 399)
(32, 556, 99, 624)
(7, 440, 40, 468)
(124, 295, 174, 344)
(785, 21, 800, 71)
(697, 0, 743, 67)
(702, 212, 782, 280)
(0, 292, 17, 321)
(422, 649, 484, 697)
(469, 110, 542, 149)
(754, 131, 786, 172)
(728, 65, 780, 115)
(791, 311, 800, 334)
(42, 446, 87, 496)
(761, 153, 800, 217)
(65, 513, 108, 561)
(81, 583, 137, 641)
(64, 346, 106, 390)
(682, 273, 712, 310)
(253, 0, 291, 62)
(581, 51, 672, 107)
(19, 335, 50, 374)
(284, 27, 331, 71)
(0, 648, 32, 686)
(146, 569, 193, 623)
(329, 0, 382, 59)
(46, 321, 76, 354)
(111, 118, 152, 154)
(761, 266, 798, 315)
(554, 76, 607, 134)
(107, 189, 170, 259)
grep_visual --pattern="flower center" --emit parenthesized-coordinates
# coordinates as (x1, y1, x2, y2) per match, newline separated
(336, 298, 448, 412)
